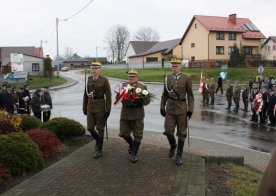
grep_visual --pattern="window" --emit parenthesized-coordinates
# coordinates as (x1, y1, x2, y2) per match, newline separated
(32, 63, 40, 71)
(273, 45, 276, 50)
(146, 57, 158, 62)
(216, 32, 225, 40)
(228, 46, 234, 55)
(266, 46, 270, 52)
(191, 43, 195, 48)
(195, 23, 197, 29)
(216, 46, 224, 55)
(228, 33, 236, 40)
(243, 47, 252, 55)
(191, 56, 195, 61)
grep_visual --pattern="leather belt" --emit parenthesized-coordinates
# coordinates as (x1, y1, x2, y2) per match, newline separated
(92, 96, 104, 100)
(169, 97, 186, 102)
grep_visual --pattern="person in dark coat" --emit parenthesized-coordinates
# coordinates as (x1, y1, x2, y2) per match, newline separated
(83, 62, 112, 159)
(215, 75, 223, 94)
(41, 87, 52, 122)
(2, 85, 17, 114)
(17, 87, 27, 114)
(22, 84, 31, 114)
(31, 89, 45, 120)
(267, 87, 276, 127)
(118, 69, 150, 163)
(160, 59, 194, 166)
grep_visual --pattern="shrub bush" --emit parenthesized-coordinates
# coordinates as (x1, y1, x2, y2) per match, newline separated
(20, 114, 42, 132)
(0, 164, 10, 184)
(42, 117, 85, 140)
(0, 132, 44, 176)
(0, 110, 22, 134)
(26, 129, 61, 158)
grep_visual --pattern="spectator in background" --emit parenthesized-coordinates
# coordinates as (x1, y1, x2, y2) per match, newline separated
(23, 84, 31, 114)
(41, 86, 52, 122)
(215, 75, 223, 94)
(31, 89, 45, 120)
(3, 85, 17, 114)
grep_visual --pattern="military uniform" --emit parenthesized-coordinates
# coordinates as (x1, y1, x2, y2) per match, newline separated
(83, 62, 112, 159)
(202, 79, 209, 105)
(117, 70, 150, 163)
(233, 82, 241, 111)
(256, 150, 276, 196)
(225, 81, 233, 110)
(209, 78, 216, 105)
(160, 60, 194, 166)
(241, 85, 250, 112)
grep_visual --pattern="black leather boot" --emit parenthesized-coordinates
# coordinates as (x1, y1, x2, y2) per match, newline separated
(131, 141, 140, 163)
(176, 140, 184, 166)
(94, 138, 103, 159)
(167, 135, 177, 157)
(124, 135, 133, 154)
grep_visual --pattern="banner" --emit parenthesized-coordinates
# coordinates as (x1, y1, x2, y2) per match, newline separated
(10, 53, 24, 72)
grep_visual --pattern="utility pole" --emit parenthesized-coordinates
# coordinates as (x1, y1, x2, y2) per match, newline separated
(56, 18, 60, 77)
(56, 17, 67, 77)
(96, 46, 100, 61)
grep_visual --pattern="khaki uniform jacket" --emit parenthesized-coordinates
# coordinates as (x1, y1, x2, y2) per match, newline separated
(233, 85, 241, 99)
(160, 73, 194, 115)
(226, 85, 233, 98)
(256, 150, 276, 196)
(209, 82, 216, 93)
(242, 86, 250, 98)
(83, 75, 111, 114)
(120, 82, 150, 120)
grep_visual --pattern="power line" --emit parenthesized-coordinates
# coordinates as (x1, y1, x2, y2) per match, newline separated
(3, 21, 55, 45)
(65, 0, 95, 20)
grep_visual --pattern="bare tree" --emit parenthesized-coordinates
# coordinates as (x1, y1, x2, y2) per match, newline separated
(63, 47, 74, 59)
(105, 25, 130, 63)
(133, 27, 160, 42)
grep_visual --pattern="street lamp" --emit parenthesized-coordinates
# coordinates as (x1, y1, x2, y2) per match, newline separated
(56, 17, 67, 77)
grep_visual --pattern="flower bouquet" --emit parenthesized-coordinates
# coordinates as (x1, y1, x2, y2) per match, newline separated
(114, 84, 155, 108)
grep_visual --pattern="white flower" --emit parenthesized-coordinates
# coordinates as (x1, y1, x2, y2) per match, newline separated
(136, 88, 142, 93)
(142, 90, 149, 95)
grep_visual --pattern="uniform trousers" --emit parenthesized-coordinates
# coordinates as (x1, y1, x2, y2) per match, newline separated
(119, 119, 144, 142)
(87, 111, 106, 138)
(163, 113, 187, 141)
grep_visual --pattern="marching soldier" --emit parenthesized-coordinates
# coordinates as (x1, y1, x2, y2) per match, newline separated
(233, 81, 241, 112)
(160, 59, 194, 166)
(118, 70, 150, 163)
(241, 83, 250, 112)
(202, 78, 209, 105)
(209, 77, 216, 105)
(225, 80, 233, 110)
(83, 62, 112, 159)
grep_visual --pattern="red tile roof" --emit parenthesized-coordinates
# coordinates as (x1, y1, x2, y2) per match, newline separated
(180, 15, 266, 44)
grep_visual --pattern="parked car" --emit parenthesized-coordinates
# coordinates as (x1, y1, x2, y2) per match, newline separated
(61, 67, 69, 71)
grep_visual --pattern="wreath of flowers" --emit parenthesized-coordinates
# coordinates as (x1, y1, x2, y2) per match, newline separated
(114, 84, 154, 108)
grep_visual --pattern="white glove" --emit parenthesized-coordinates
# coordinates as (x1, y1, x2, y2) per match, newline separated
(23, 96, 29, 101)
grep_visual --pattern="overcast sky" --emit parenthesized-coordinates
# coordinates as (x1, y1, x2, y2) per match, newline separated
(1, 0, 275, 59)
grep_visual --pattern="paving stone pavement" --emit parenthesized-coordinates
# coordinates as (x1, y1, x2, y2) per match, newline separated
(2, 137, 205, 196)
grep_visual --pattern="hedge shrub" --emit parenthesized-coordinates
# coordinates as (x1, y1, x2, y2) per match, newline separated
(20, 114, 42, 132)
(42, 117, 85, 140)
(26, 129, 61, 158)
(0, 110, 22, 134)
(0, 132, 44, 176)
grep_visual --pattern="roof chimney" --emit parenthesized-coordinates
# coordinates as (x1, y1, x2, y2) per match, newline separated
(229, 14, 237, 24)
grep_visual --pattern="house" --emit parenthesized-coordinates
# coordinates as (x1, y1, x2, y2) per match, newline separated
(128, 38, 182, 64)
(85, 57, 109, 64)
(63, 53, 89, 69)
(261, 36, 276, 61)
(125, 41, 157, 63)
(180, 14, 266, 67)
(0, 46, 45, 74)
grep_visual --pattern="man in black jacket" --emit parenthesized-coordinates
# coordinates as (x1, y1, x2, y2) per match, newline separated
(215, 75, 223, 94)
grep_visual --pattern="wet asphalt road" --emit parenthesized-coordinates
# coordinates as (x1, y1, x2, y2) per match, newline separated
(51, 70, 276, 153)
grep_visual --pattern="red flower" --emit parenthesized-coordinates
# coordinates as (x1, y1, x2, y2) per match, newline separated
(132, 93, 138, 100)
(123, 93, 130, 101)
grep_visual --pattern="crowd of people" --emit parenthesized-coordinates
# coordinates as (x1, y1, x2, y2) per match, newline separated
(0, 84, 52, 122)
(201, 76, 276, 127)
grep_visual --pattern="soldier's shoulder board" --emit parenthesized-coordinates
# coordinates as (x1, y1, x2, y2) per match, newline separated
(181, 72, 190, 77)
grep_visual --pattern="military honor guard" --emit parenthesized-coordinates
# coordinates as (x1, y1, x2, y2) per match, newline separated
(233, 81, 241, 112)
(225, 80, 233, 110)
(202, 78, 209, 105)
(241, 83, 250, 112)
(115, 69, 151, 163)
(209, 77, 216, 105)
(160, 59, 194, 166)
(83, 61, 112, 159)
